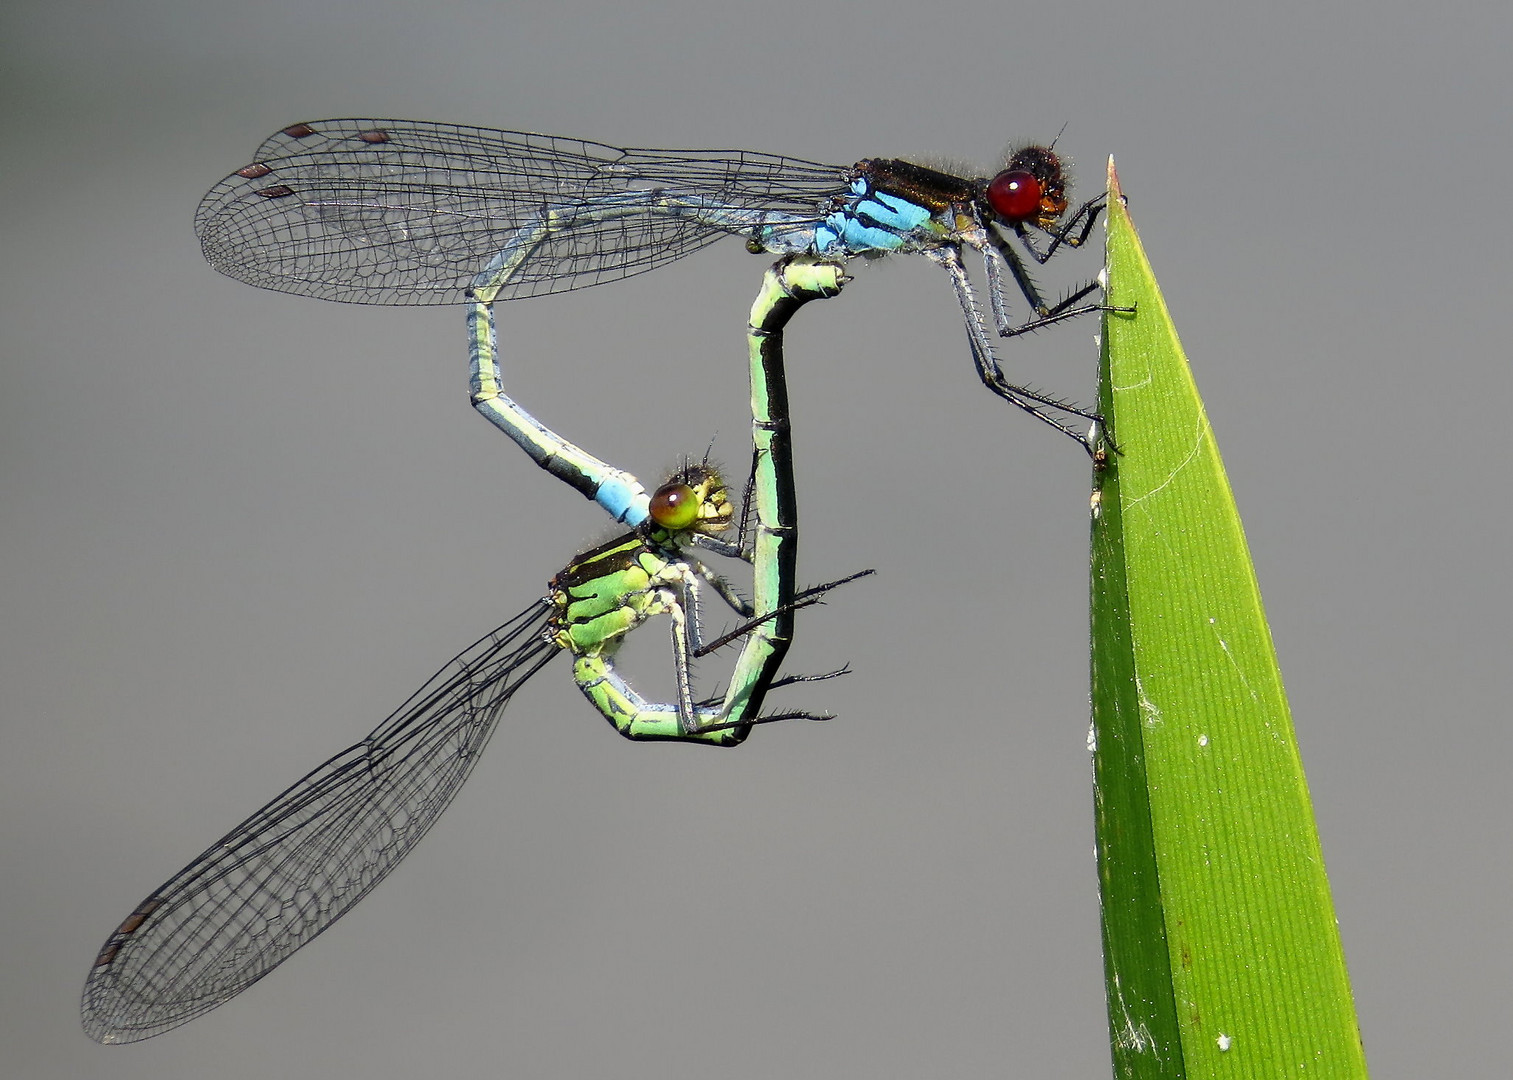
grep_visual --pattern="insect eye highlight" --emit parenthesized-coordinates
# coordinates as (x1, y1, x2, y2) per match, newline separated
(985, 169, 1043, 223)
(648, 483, 701, 530)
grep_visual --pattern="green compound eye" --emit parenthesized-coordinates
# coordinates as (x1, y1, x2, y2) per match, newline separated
(648, 482, 700, 530)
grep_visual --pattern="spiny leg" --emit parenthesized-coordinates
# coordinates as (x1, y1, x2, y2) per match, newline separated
(693, 569, 876, 658)
(984, 231, 1118, 346)
(928, 245, 1105, 453)
(1016, 193, 1106, 263)
(673, 565, 874, 732)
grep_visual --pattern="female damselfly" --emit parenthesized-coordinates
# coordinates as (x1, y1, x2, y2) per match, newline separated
(81, 258, 866, 1043)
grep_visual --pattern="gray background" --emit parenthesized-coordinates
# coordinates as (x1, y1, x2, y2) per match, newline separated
(3, 1, 1507, 1077)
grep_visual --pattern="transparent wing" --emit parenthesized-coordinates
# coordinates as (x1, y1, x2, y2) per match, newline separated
(194, 119, 847, 305)
(81, 601, 559, 1043)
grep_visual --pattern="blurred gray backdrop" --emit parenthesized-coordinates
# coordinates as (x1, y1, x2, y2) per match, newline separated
(3, 1, 1507, 1077)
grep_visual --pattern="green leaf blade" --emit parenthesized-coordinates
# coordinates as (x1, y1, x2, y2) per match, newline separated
(1090, 160, 1368, 1079)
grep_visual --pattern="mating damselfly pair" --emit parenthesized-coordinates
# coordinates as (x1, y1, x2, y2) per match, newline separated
(82, 119, 1112, 1043)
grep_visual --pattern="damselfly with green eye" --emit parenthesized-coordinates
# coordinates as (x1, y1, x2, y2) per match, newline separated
(81, 258, 868, 1044)
(195, 120, 1112, 451)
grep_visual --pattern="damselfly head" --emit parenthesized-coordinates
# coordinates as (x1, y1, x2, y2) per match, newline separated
(984, 145, 1070, 230)
(648, 465, 733, 536)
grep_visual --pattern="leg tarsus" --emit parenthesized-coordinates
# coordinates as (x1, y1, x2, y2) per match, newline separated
(1016, 194, 1106, 263)
(693, 569, 875, 658)
(768, 663, 854, 689)
(696, 708, 836, 734)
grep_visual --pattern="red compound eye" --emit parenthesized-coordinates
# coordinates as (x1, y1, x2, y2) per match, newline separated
(648, 483, 700, 530)
(985, 169, 1043, 223)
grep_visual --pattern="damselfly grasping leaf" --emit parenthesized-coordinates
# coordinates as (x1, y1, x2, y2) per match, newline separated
(196, 120, 1112, 449)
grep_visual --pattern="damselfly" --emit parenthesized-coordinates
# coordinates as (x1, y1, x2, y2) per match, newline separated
(81, 258, 866, 1043)
(195, 119, 1112, 449)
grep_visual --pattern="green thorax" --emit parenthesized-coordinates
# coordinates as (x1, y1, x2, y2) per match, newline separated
(548, 531, 674, 654)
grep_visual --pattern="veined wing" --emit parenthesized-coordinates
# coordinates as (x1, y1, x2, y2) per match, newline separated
(194, 119, 846, 305)
(81, 601, 558, 1044)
